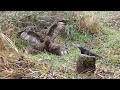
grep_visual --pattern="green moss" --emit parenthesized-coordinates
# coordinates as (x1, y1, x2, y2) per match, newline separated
(14, 38, 30, 50)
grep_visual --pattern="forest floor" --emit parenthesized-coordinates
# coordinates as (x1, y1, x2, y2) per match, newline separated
(1, 11, 120, 79)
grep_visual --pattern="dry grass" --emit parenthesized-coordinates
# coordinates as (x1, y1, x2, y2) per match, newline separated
(77, 14, 102, 34)
(0, 11, 120, 79)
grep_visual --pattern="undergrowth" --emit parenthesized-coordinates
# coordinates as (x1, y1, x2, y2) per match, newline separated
(62, 20, 92, 42)
(1, 11, 120, 79)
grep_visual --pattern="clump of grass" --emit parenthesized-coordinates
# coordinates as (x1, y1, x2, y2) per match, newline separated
(14, 38, 30, 50)
(75, 12, 102, 35)
(95, 27, 120, 68)
(101, 27, 120, 49)
(62, 20, 92, 43)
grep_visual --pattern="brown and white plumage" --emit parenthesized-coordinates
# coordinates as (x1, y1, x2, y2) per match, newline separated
(47, 20, 68, 42)
(24, 36, 51, 54)
(17, 31, 45, 44)
(25, 36, 68, 56)
(24, 45, 42, 54)
(48, 36, 68, 56)
(17, 20, 68, 55)
(17, 20, 67, 44)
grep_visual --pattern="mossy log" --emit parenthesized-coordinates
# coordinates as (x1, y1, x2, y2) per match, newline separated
(76, 54, 96, 74)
